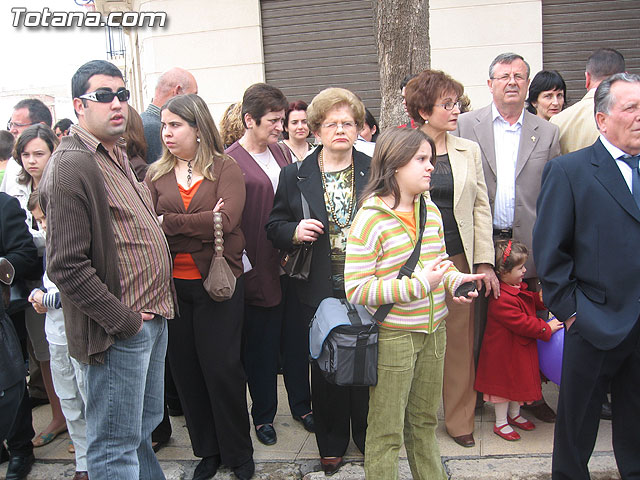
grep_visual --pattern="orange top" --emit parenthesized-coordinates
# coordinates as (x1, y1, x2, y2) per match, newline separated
(173, 179, 203, 280)
(394, 209, 416, 243)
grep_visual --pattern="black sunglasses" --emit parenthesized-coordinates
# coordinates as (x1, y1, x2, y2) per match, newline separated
(79, 88, 130, 103)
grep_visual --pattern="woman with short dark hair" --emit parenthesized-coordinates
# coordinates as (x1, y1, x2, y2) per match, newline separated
(526, 70, 567, 120)
(281, 100, 312, 162)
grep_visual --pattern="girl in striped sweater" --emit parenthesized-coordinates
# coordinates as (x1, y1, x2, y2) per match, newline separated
(345, 128, 484, 480)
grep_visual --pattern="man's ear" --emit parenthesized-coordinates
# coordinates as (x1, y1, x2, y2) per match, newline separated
(73, 98, 85, 118)
(585, 71, 592, 90)
(595, 111, 607, 133)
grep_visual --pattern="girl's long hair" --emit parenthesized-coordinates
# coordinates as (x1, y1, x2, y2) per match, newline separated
(359, 128, 435, 209)
(147, 94, 229, 182)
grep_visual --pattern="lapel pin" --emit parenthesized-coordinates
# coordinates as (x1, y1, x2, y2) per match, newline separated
(531, 136, 536, 142)
(360, 171, 365, 176)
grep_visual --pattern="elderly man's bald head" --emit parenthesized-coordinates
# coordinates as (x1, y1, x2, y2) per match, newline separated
(152, 67, 198, 107)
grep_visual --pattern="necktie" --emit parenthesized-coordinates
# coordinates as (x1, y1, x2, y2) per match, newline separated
(621, 155, 640, 209)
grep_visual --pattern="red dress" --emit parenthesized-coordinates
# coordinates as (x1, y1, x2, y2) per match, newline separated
(474, 282, 553, 402)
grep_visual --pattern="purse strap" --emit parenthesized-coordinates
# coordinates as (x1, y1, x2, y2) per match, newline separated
(372, 195, 428, 324)
(295, 161, 311, 219)
(213, 212, 225, 258)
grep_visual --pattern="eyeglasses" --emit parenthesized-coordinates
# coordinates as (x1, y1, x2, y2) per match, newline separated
(7, 120, 35, 130)
(79, 88, 130, 103)
(491, 74, 528, 83)
(321, 121, 357, 130)
(435, 101, 461, 111)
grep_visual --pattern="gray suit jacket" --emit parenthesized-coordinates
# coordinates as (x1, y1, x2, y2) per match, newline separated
(454, 104, 560, 277)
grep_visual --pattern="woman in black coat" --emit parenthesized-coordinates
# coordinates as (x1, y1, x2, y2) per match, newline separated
(266, 87, 371, 476)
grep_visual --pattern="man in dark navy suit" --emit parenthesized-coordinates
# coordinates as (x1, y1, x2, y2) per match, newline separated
(534, 72, 640, 480)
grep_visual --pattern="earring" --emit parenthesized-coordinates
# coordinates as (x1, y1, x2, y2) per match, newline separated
(196, 137, 200, 143)
(395, 169, 398, 173)
(424, 119, 429, 124)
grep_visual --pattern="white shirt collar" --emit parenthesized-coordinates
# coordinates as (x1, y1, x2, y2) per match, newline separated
(491, 103, 525, 127)
(599, 134, 635, 159)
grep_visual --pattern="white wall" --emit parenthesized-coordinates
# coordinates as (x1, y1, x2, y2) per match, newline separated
(429, 0, 543, 111)
(133, 0, 264, 122)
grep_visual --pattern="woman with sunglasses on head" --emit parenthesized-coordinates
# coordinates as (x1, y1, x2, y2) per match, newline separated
(404, 70, 496, 449)
(266, 87, 371, 476)
(345, 127, 485, 479)
(146, 94, 254, 480)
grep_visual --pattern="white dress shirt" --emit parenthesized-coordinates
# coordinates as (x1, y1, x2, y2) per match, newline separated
(491, 104, 524, 229)
(600, 134, 634, 193)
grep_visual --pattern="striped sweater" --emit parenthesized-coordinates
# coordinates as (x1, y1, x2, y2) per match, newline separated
(345, 194, 465, 333)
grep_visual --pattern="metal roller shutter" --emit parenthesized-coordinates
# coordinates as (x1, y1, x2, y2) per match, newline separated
(261, 0, 382, 119)
(542, 0, 640, 106)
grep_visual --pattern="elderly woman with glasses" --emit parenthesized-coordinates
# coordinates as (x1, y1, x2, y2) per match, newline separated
(266, 87, 371, 476)
(405, 69, 496, 449)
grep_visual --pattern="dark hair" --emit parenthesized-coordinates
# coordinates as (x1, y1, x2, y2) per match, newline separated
(494, 239, 528, 275)
(526, 70, 567, 115)
(53, 118, 73, 134)
(489, 52, 530, 79)
(13, 99, 52, 127)
(0, 131, 14, 160)
(282, 100, 308, 140)
(27, 190, 40, 213)
(594, 72, 640, 116)
(405, 69, 464, 125)
(71, 60, 124, 116)
(360, 128, 436, 209)
(13, 124, 59, 186)
(241, 83, 288, 128)
(124, 106, 147, 161)
(364, 108, 379, 142)
(400, 74, 418, 91)
(586, 48, 625, 82)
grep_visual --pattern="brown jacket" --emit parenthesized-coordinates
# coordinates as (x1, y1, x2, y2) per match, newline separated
(146, 156, 246, 278)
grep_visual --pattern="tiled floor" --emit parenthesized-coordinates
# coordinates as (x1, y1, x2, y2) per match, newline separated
(28, 377, 613, 466)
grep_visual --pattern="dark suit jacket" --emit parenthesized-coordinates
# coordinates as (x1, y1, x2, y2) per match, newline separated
(226, 141, 291, 308)
(266, 146, 371, 309)
(0, 193, 40, 281)
(455, 104, 561, 277)
(533, 139, 640, 350)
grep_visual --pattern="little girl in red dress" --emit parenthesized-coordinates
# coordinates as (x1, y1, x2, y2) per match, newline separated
(474, 240, 563, 441)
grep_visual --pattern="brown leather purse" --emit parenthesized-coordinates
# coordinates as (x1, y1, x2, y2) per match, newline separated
(203, 212, 236, 301)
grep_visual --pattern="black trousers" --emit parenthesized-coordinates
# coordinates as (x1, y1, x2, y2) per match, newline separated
(243, 276, 311, 426)
(552, 317, 640, 480)
(169, 277, 253, 467)
(4, 382, 34, 456)
(302, 303, 369, 458)
(0, 380, 25, 442)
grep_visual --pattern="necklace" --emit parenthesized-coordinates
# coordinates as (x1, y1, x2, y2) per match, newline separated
(186, 160, 193, 187)
(319, 150, 354, 228)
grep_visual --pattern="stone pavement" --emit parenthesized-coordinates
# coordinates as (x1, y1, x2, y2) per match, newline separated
(2, 379, 620, 479)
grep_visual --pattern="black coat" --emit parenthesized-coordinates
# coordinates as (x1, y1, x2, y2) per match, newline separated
(0, 193, 39, 391)
(266, 147, 371, 308)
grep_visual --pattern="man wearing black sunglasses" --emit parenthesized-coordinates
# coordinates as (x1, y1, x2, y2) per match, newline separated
(39, 60, 175, 480)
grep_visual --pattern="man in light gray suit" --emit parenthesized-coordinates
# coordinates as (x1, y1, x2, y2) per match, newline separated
(455, 52, 560, 423)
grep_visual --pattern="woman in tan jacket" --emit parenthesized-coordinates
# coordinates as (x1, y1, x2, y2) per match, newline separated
(405, 70, 497, 448)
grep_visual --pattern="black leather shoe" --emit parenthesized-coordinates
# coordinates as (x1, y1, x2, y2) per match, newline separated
(601, 400, 613, 420)
(452, 433, 475, 447)
(521, 400, 556, 423)
(233, 458, 255, 480)
(293, 413, 315, 433)
(255, 424, 277, 445)
(6, 453, 35, 480)
(320, 457, 344, 476)
(192, 455, 221, 480)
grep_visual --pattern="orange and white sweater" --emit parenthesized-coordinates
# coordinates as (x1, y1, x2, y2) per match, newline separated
(345, 194, 465, 333)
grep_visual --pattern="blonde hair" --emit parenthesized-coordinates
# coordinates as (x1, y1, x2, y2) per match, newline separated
(307, 87, 366, 133)
(219, 102, 244, 147)
(147, 94, 228, 182)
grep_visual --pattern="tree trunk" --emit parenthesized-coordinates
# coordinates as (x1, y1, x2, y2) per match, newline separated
(372, 0, 429, 129)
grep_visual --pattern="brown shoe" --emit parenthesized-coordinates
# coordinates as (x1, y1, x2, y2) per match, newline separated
(72, 472, 89, 480)
(452, 433, 475, 447)
(521, 401, 556, 423)
(320, 457, 344, 476)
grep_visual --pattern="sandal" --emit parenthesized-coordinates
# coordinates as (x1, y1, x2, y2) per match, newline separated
(68, 441, 75, 454)
(32, 426, 67, 447)
(508, 414, 536, 431)
(493, 423, 520, 441)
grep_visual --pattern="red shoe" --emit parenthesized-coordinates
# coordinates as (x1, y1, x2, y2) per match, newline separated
(508, 415, 536, 431)
(493, 423, 521, 441)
